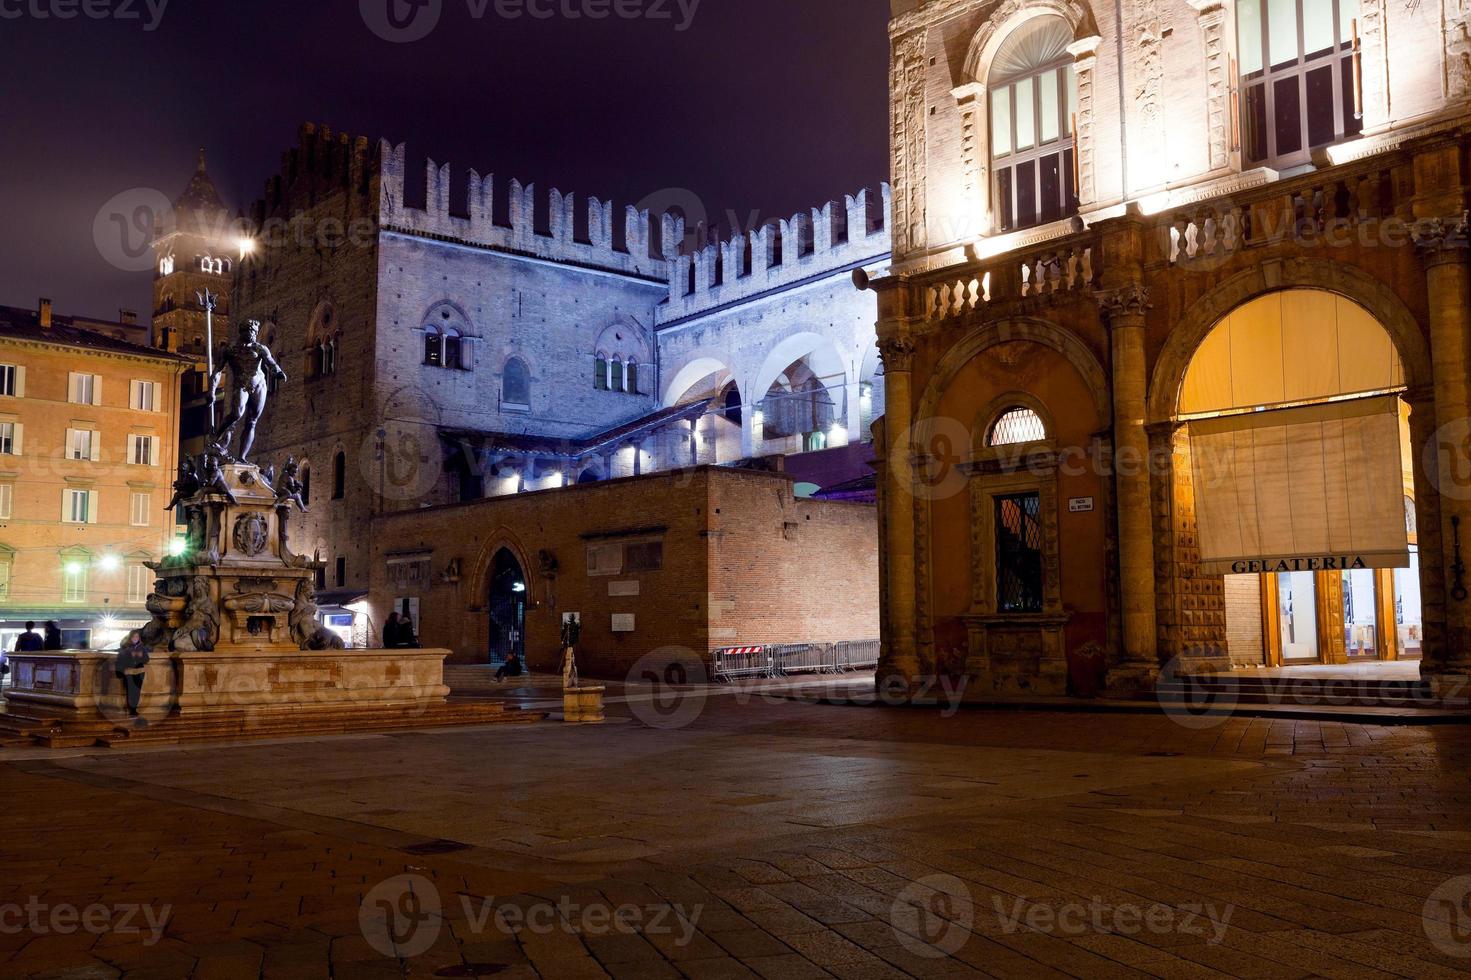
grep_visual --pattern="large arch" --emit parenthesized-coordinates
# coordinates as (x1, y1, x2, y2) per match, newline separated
(749, 332, 850, 412)
(1147, 259, 1433, 422)
(661, 352, 740, 407)
(915, 316, 1110, 425)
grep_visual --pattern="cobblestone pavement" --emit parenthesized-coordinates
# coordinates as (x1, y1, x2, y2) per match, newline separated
(4, 687, 1471, 978)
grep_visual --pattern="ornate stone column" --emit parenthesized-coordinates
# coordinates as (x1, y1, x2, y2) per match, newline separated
(1098, 284, 1160, 694)
(1413, 211, 1471, 686)
(876, 331, 921, 688)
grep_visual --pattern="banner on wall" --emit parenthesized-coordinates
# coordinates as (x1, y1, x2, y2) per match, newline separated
(1188, 396, 1409, 576)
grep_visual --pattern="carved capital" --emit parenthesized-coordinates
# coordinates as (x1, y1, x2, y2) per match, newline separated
(1095, 284, 1152, 322)
(878, 337, 918, 373)
(1413, 212, 1471, 265)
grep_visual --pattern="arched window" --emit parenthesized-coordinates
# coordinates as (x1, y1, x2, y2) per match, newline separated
(722, 386, 743, 425)
(611, 357, 624, 393)
(1238, 0, 1361, 167)
(444, 331, 462, 370)
(627, 359, 639, 395)
(301, 463, 312, 506)
(595, 354, 609, 390)
(424, 329, 443, 367)
(332, 451, 346, 500)
(503, 358, 531, 408)
(988, 406, 1048, 446)
(989, 17, 1078, 233)
(159, 255, 175, 276)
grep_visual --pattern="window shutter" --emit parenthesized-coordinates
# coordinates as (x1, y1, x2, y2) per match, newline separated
(14, 365, 24, 398)
(150, 436, 160, 466)
(12, 423, 22, 456)
(89, 431, 101, 462)
(61, 489, 70, 522)
(91, 376, 103, 406)
(127, 434, 138, 464)
(66, 428, 76, 457)
(88, 490, 99, 524)
(129, 380, 140, 410)
(67, 373, 79, 403)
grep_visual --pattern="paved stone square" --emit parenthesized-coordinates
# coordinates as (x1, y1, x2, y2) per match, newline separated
(4, 682, 1471, 978)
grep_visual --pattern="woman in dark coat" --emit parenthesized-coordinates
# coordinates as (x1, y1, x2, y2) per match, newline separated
(43, 621, 63, 650)
(383, 612, 402, 649)
(116, 631, 151, 718)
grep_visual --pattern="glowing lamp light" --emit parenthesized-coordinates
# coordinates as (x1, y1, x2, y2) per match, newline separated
(168, 538, 188, 557)
(98, 554, 121, 572)
(511, 582, 527, 593)
(63, 561, 84, 576)
(237, 237, 258, 258)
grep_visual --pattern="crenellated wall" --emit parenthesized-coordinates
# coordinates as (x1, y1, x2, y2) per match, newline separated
(377, 141, 671, 282)
(660, 185, 892, 322)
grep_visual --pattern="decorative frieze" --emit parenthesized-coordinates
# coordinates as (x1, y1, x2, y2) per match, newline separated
(892, 30, 930, 258)
(1189, 0, 1232, 172)
(1359, 0, 1390, 126)
(1132, 0, 1167, 181)
(952, 82, 988, 237)
(1448, 0, 1471, 100)
(1067, 37, 1102, 206)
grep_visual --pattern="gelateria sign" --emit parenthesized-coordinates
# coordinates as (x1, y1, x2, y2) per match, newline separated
(1189, 396, 1410, 578)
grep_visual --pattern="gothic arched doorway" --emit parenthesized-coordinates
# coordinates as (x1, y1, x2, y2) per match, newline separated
(487, 548, 527, 664)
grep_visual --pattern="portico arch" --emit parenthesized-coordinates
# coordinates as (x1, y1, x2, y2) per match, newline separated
(1147, 260, 1432, 424)
(1149, 269, 1436, 671)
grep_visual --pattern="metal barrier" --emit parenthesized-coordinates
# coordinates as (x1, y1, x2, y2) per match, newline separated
(769, 642, 839, 677)
(835, 639, 880, 672)
(711, 646, 773, 682)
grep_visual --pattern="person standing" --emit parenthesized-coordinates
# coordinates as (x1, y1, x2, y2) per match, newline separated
(14, 623, 42, 652)
(115, 631, 151, 719)
(42, 621, 63, 650)
(383, 612, 402, 649)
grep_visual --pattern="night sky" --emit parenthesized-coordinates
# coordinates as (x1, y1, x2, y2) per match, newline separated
(0, 0, 891, 323)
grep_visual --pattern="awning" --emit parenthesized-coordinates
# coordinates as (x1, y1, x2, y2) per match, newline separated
(1188, 396, 1409, 576)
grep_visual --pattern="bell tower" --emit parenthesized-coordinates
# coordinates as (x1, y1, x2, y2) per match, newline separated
(152, 148, 235, 359)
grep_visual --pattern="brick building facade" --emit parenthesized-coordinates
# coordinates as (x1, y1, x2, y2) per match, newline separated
(872, 0, 1471, 695)
(368, 467, 878, 678)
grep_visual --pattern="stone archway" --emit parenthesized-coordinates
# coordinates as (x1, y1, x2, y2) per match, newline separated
(1145, 266, 1441, 672)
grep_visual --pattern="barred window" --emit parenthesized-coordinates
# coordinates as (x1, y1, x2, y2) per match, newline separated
(988, 407, 1047, 447)
(995, 492, 1044, 613)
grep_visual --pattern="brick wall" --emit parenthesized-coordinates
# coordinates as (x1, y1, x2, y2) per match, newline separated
(367, 467, 878, 679)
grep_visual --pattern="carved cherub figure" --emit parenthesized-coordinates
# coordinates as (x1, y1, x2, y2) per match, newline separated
(197, 453, 239, 505)
(165, 458, 202, 512)
(276, 456, 309, 512)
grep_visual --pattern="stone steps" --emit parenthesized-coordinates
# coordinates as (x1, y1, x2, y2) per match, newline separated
(1156, 677, 1453, 710)
(0, 699, 546, 749)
